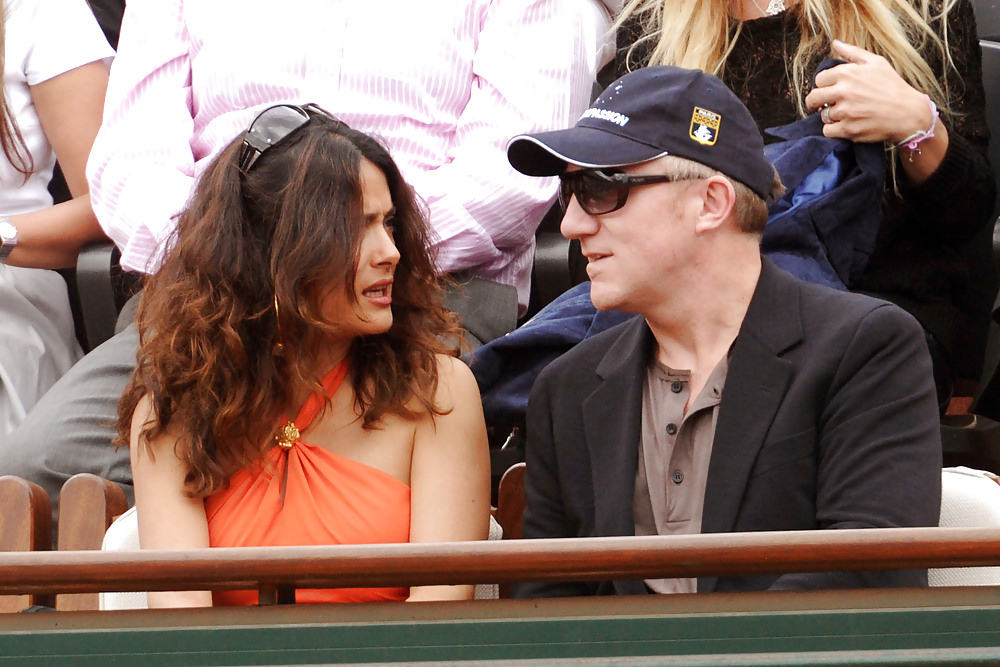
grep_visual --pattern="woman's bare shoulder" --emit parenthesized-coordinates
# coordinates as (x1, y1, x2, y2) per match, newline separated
(129, 393, 187, 458)
(432, 353, 481, 410)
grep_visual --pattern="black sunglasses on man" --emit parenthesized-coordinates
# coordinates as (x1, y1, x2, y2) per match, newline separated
(558, 169, 694, 216)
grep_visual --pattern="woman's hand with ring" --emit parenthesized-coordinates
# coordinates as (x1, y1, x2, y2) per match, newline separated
(804, 40, 933, 144)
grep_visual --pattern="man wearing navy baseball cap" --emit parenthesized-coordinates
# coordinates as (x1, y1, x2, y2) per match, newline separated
(510, 66, 941, 597)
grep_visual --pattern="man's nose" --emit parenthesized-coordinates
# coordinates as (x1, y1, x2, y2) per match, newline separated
(560, 197, 599, 240)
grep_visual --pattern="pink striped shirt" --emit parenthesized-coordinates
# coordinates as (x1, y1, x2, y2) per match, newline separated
(86, 0, 616, 309)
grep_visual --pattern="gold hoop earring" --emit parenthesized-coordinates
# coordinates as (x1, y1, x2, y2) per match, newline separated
(273, 295, 285, 355)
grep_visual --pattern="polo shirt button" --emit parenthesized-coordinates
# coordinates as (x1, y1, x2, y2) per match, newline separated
(666, 423, 678, 435)
(671, 381, 683, 393)
(672, 470, 684, 484)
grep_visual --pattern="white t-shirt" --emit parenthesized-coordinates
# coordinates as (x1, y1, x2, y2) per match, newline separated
(0, 0, 113, 436)
(1, 0, 114, 213)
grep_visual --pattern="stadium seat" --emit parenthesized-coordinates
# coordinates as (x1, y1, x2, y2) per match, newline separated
(930, 466, 1000, 586)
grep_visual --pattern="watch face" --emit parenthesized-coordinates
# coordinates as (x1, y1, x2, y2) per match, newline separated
(0, 220, 15, 243)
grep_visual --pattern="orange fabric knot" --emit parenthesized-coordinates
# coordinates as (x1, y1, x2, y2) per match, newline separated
(274, 361, 350, 449)
(275, 422, 300, 449)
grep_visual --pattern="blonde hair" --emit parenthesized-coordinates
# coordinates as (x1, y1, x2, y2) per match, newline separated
(617, 0, 957, 118)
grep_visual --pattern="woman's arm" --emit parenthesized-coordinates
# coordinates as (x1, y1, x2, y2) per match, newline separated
(804, 39, 948, 184)
(407, 356, 491, 602)
(803, 0, 995, 243)
(129, 395, 213, 608)
(5, 61, 110, 269)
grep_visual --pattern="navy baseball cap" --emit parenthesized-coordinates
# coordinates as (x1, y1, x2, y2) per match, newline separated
(507, 66, 775, 201)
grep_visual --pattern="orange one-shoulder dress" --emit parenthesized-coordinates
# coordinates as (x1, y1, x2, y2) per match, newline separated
(205, 361, 410, 605)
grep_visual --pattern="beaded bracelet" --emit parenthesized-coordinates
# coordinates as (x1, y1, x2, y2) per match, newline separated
(895, 94, 939, 161)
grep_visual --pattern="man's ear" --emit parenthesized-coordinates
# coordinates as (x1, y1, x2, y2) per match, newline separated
(694, 175, 736, 234)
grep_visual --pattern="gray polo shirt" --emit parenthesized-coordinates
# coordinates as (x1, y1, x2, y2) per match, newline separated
(633, 354, 729, 594)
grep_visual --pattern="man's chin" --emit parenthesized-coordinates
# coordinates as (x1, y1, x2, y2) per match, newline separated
(588, 284, 622, 312)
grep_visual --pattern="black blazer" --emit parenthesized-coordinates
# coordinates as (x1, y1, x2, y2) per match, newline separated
(516, 259, 942, 597)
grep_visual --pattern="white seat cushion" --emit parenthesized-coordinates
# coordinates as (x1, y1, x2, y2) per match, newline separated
(930, 466, 1000, 586)
(474, 516, 503, 600)
(99, 506, 149, 610)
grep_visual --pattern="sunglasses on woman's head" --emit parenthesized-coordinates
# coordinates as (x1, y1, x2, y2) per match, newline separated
(238, 103, 345, 174)
(558, 169, 690, 216)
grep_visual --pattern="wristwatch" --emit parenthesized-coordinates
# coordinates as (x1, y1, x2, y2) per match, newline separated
(0, 217, 17, 264)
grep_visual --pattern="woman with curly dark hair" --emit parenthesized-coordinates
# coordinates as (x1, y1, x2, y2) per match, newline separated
(120, 105, 490, 608)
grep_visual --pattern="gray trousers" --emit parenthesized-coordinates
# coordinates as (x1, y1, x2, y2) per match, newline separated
(0, 278, 516, 536)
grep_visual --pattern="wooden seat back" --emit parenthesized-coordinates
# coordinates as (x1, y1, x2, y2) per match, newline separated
(55, 474, 128, 611)
(0, 476, 51, 611)
(495, 462, 525, 541)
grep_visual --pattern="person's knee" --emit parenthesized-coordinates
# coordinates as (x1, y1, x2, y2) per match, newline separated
(0, 326, 139, 493)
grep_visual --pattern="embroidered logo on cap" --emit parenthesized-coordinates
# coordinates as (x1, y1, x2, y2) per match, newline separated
(689, 107, 720, 146)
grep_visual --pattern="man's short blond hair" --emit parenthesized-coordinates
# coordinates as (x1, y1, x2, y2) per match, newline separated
(655, 155, 783, 237)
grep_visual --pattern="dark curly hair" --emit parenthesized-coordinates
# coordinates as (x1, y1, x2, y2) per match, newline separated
(117, 110, 462, 497)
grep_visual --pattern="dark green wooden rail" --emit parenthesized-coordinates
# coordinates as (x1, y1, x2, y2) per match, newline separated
(2, 588, 1000, 665)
